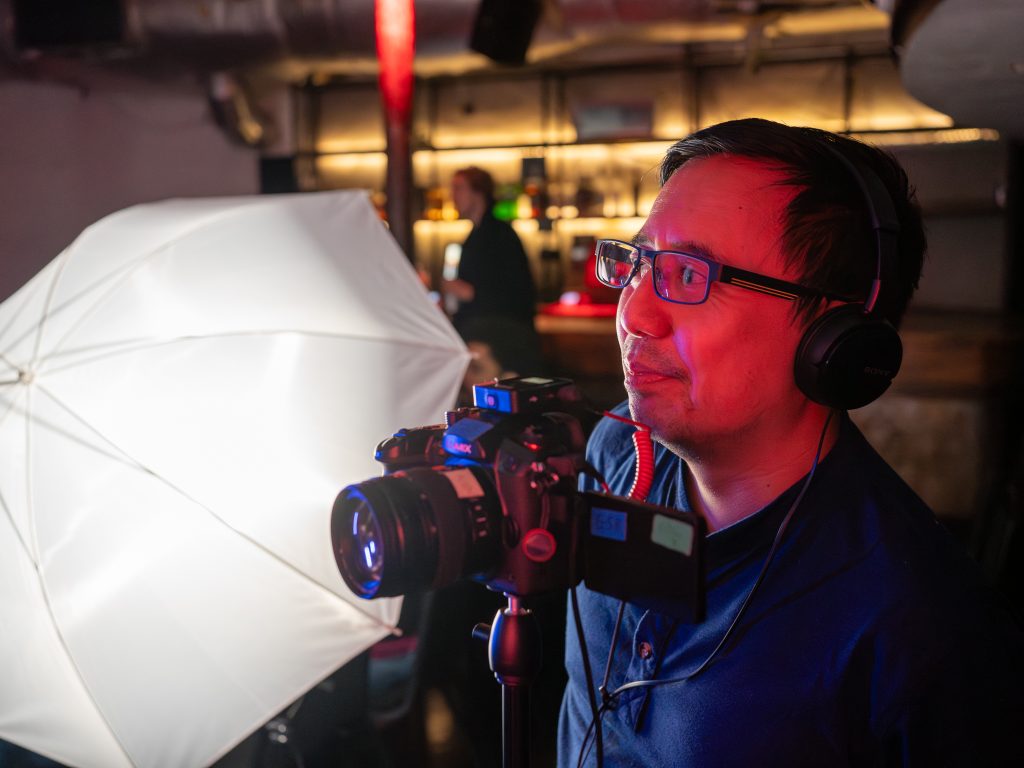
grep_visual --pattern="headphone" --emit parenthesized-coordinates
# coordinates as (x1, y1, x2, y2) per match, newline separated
(793, 144, 904, 411)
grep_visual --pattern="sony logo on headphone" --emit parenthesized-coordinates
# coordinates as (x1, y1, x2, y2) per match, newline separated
(863, 366, 892, 377)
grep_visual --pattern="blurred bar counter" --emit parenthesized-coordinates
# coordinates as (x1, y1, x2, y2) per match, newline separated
(536, 303, 622, 409)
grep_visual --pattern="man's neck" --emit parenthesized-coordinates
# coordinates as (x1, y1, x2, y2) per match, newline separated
(680, 410, 840, 532)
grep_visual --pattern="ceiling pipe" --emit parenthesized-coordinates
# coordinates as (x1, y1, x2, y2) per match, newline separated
(2, 0, 873, 78)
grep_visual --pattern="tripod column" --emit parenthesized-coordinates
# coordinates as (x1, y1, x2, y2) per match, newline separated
(488, 596, 543, 768)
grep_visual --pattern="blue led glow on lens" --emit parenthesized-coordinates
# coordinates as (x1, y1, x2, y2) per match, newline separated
(364, 546, 374, 569)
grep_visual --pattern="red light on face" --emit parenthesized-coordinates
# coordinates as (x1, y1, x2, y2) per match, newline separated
(375, 0, 415, 125)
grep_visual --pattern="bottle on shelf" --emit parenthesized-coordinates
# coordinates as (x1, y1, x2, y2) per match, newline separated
(575, 177, 604, 218)
(493, 182, 521, 222)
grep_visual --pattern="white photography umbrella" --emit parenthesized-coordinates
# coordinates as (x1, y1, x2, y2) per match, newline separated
(0, 191, 470, 768)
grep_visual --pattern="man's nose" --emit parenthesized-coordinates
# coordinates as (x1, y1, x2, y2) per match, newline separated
(618, 265, 670, 338)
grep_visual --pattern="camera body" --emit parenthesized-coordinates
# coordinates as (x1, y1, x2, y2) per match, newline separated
(332, 377, 705, 619)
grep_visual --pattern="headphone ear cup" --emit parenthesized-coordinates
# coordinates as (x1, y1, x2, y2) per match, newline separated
(794, 304, 903, 410)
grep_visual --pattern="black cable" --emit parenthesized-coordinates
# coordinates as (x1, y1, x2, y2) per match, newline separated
(610, 410, 835, 700)
(577, 600, 626, 768)
(582, 460, 611, 493)
(570, 586, 603, 767)
(575, 410, 836, 766)
(599, 601, 627, 704)
(576, 699, 614, 768)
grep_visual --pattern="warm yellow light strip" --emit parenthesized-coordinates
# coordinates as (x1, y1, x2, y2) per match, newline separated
(768, 5, 890, 37)
(313, 141, 671, 171)
(316, 153, 387, 171)
(554, 217, 646, 237)
(413, 147, 525, 167)
(849, 128, 1000, 146)
(413, 219, 472, 236)
(547, 141, 671, 162)
(314, 128, 999, 175)
(851, 113, 954, 133)
(412, 218, 540, 236)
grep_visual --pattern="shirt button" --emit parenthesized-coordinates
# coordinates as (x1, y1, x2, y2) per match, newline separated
(637, 641, 654, 660)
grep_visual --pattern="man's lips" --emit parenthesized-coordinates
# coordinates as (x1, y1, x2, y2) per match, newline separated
(623, 358, 682, 383)
(624, 363, 668, 378)
(621, 339, 688, 384)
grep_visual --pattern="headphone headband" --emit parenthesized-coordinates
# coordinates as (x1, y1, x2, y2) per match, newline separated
(794, 141, 904, 410)
(819, 143, 900, 317)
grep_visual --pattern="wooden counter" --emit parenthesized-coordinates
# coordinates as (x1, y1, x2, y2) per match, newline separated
(535, 312, 623, 408)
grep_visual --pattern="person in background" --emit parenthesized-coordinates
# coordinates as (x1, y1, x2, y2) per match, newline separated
(444, 166, 538, 334)
(558, 118, 1024, 766)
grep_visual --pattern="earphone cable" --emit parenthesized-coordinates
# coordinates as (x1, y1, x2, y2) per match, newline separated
(570, 586, 603, 767)
(607, 409, 836, 701)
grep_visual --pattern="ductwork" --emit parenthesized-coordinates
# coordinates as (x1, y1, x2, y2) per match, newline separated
(1, 0, 872, 77)
(2, 0, 493, 70)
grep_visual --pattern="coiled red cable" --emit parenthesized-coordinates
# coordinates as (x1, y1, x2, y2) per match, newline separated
(602, 411, 654, 502)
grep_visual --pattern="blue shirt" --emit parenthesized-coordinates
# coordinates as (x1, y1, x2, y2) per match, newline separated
(558, 402, 1023, 767)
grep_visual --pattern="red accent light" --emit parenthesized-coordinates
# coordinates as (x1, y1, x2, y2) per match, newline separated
(540, 301, 617, 318)
(375, 0, 415, 125)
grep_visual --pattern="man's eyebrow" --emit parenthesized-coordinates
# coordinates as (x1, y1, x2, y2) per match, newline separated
(631, 233, 722, 263)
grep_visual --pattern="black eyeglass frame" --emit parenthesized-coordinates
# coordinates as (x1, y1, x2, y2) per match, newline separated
(595, 238, 853, 305)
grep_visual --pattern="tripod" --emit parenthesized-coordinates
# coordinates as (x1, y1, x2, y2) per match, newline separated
(473, 595, 543, 768)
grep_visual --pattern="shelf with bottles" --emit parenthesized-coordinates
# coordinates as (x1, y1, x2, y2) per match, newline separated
(315, 138, 667, 304)
(409, 146, 660, 303)
(413, 142, 664, 222)
(315, 138, 670, 222)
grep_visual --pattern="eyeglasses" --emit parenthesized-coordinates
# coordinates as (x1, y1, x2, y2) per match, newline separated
(594, 239, 828, 305)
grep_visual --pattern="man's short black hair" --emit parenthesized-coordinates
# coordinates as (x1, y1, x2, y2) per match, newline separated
(660, 118, 926, 327)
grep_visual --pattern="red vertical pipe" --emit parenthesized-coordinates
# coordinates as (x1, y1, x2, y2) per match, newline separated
(375, 0, 415, 260)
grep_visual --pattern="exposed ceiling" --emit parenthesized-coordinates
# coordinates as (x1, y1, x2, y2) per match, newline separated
(1, 1, 1021, 138)
(0, 0, 891, 80)
(895, 0, 1024, 138)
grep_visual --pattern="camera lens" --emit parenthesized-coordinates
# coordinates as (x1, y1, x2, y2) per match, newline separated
(332, 466, 502, 599)
(347, 496, 385, 594)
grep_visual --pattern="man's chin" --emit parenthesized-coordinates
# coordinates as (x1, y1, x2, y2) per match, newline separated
(625, 387, 673, 426)
(625, 387, 697, 446)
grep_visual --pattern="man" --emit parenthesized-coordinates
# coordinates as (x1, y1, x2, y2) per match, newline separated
(558, 119, 1023, 766)
(444, 166, 537, 333)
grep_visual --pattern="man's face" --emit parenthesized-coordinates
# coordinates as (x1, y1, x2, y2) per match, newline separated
(450, 174, 477, 220)
(617, 154, 811, 454)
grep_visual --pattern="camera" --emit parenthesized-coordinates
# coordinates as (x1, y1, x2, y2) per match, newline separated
(331, 376, 705, 620)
